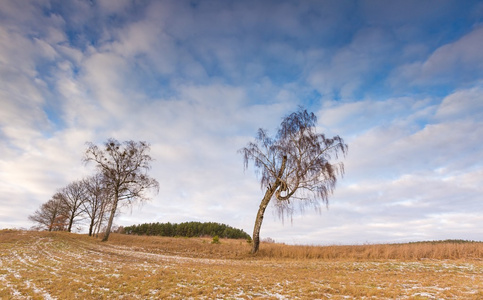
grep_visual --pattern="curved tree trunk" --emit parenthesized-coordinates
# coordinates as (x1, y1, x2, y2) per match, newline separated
(251, 187, 276, 254)
(251, 155, 287, 254)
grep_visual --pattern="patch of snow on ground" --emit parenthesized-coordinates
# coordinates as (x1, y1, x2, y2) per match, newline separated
(412, 292, 435, 298)
(0, 273, 22, 297)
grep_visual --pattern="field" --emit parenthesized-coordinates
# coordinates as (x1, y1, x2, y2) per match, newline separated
(1, 230, 483, 299)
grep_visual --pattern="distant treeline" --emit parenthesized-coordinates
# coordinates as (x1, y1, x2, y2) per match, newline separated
(123, 221, 251, 239)
(408, 239, 482, 244)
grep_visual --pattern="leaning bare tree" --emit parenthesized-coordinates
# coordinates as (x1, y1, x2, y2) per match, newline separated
(84, 139, 160, 241)
(240, 107, 348, 254)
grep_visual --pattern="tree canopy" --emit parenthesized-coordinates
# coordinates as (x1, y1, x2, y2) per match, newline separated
(84, 139, 160, 241)
(124, 221, 250, 240)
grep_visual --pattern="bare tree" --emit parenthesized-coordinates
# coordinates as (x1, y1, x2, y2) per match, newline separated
(29, 193, 69, 231)
(84, 139, 160, 241)
(240, 107, 348, 253)
(93, 194, 111, 238)
(82, 174, 110, 237)
(60, 180, 87, 232)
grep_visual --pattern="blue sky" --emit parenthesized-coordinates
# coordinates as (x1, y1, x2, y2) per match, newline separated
(1, 0, 483, 244)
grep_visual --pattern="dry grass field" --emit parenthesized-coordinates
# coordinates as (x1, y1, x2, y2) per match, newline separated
(1, 230, 483, 299)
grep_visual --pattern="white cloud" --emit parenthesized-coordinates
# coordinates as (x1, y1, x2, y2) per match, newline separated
(317, 86, 483, 185)
(434, 86, 483, 121)
(0, 35, 52, 149)
(0, 126, 96, 229)
(421, 27, 483, 79)
(389, 27, 483, 88)
(97, 0, 131, 15)
(306, 27, 399, 99)
(317, 96, 437, 138)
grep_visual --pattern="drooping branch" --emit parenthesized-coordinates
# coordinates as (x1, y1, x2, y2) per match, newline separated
(241, 107, 348, 253)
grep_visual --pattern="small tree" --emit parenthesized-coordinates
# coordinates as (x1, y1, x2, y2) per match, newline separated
(60, 180, 87, 232)
(93, 187, 112, 238)
(84, 139, 160, 241)
(82, 174, 110, 237)
(29, 193, 69, 231)
(240, 107, 347, 253)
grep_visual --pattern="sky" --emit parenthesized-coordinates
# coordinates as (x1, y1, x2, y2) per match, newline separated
(1, 0, 483, 245)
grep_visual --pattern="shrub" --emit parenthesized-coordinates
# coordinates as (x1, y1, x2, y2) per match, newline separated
(212, 235, 220, 244)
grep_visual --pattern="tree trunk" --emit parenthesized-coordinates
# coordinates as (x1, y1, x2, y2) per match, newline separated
(49, 209, 57, 232)
(88, 217, 95, 237)
(48, 217, 54, 232)
(67, 214, 74, 233)
(251, 155, 287, 254)
(95, 221, 101, 238)
(95, 216, 103, 238)
(251, 187, 277, 254)
(102, 196, 118, 242)
(95, 199, 107, 238)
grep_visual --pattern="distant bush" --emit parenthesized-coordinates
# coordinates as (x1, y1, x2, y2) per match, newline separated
(211, 235, 220, 244)
(408, 239, 482, 245)
(123, 221, 251, 240)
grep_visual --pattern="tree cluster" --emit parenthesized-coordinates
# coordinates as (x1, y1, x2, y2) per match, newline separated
(28, 173, 110, 237)
(29, 139, 159, 241)
(123, 221, 251, 240)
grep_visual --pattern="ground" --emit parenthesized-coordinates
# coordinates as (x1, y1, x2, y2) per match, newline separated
(1, 230, 482, 299)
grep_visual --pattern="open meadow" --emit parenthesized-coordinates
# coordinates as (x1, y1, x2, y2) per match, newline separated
(1, 230, 483, 299)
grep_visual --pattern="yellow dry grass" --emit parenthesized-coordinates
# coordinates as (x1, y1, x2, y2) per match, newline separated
(1, 229, 483, 299)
